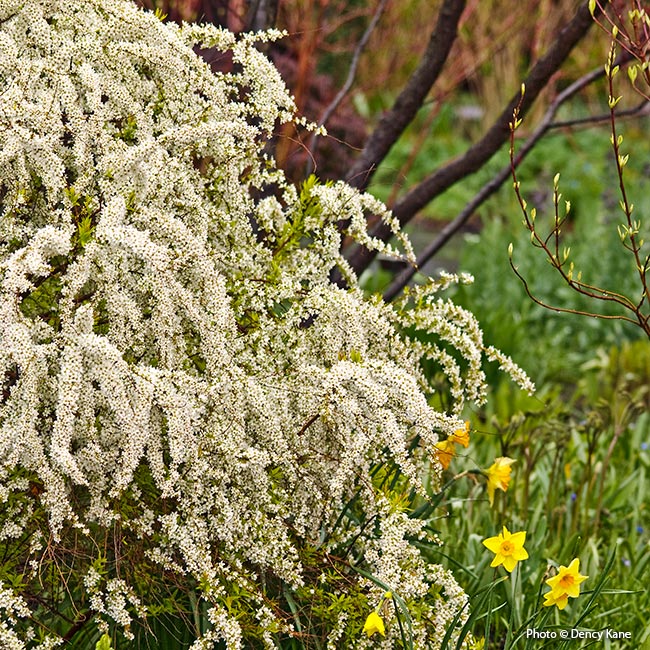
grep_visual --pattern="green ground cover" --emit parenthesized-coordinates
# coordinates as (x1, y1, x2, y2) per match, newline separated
(361, 91, 650, 648)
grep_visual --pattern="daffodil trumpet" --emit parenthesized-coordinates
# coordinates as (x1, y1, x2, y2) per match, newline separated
(362, 591, 393, 637)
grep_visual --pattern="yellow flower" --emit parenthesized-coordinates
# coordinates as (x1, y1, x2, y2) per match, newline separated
(434, 439, 456, 470)
(482, 526, 529, 572)
(544, 558, 588, 607)
(485, 457, 515, 505)
(362, 611, 385, 637)
(449, 421, 470, 448)
(542, 589, 569, 610)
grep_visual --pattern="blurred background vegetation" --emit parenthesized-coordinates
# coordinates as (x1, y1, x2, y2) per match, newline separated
(125, 1, 650, 647)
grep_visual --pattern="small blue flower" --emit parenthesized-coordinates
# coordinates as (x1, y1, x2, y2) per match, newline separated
(570, 492, 577, 502)
(622, 558, 631, 567)
(637, 525, 644, 534)
(641, 442, 648, 451)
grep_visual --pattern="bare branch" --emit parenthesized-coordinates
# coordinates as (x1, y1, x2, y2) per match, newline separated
(606, 47, 650, 309)
(548, 100, 650, 129)
(345, 0, 467, 191)
(345, 0, 600, 281)
(508, 255, 645, 330)
(506, 63, 650, 339)
(305, 0, 389, 176)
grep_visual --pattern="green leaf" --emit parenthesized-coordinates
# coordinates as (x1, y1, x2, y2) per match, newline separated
(95, 633, 112, 650)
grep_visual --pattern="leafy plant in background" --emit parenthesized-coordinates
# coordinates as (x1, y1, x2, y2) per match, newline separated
(508, 3, 650, 339)
(424, 331, 650, 649)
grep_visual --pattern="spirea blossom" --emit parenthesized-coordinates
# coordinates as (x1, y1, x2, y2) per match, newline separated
(0, 0, 532, 647)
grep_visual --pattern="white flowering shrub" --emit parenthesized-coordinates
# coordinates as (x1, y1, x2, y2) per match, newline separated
(0, 0, 533, 647)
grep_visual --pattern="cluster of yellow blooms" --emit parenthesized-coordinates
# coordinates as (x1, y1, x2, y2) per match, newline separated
(482, 526, 588, 610)
(543, 558, 589, 610)
(363, 539, 589, 637)
(433, 421, 471, 469)
(363, 421, 587, 639)
(434, 421, 515, 507)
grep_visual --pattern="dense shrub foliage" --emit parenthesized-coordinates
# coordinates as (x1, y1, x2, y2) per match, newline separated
(0, 1, 532, 647)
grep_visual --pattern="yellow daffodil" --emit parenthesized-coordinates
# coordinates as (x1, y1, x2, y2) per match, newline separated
(482, 526, 529, 572)
(544, 558, 588, 607)
(485, 456, 515, 505)
(362, 611, 385, 637)
(542, 589, 569, 610)
(434, 439, 456, 470)
(449, 421, 470, 448)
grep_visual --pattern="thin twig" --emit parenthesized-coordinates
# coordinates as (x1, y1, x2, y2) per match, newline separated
(305, 0, 389, 177)
(548, 100, 650, 129)
(606, 45, 650, 311)
(508, 256, 640, 326)
(297, 413, 319, 436)
(505, 49, 650, 338)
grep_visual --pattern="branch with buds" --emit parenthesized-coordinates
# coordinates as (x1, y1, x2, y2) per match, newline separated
(508, 67, 650, 337)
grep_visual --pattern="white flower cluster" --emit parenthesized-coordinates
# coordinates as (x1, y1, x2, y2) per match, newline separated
(0, 583, 30, 643)
(86, 575, 146, 640)
(0, 0, 532, 647)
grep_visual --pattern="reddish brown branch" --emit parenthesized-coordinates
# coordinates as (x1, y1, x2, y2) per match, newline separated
(305, 0, 389, 176)
(507, 56, 650, 338)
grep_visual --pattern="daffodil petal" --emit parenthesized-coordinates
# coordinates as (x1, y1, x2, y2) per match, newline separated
(509, 531, 526, 547)
(490, 554, 504, 568)
(513, 547, 529, 561)
(483, 536, 503, 553)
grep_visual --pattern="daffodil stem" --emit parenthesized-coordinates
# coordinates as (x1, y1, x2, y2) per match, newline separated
(594, 415, 625, 534)
(483, 568, 497, 645)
